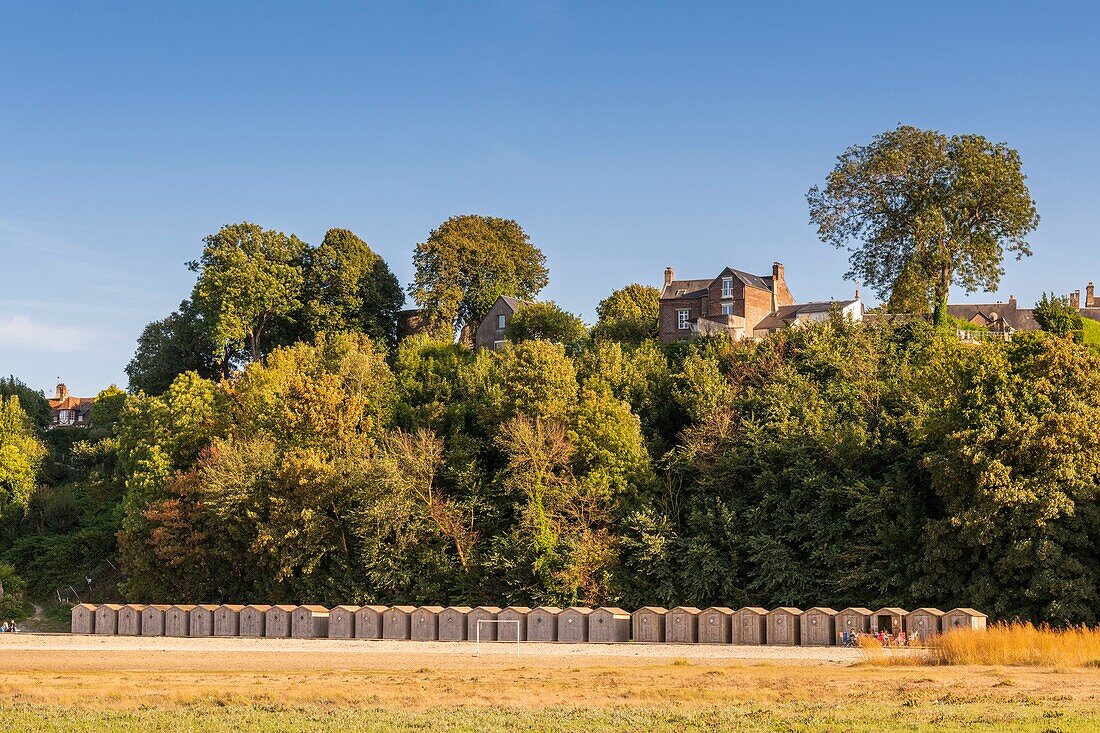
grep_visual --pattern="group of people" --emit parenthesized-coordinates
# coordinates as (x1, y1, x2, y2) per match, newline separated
(0, 620, 17, 633)
(840, 629, 920, 647)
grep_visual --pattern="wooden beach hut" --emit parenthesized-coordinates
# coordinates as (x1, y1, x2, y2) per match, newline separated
(354, 605, 388, 639)
(411, 606, 443, 641)
(94, 604, 123, 635)
(588, 607, 630, 643)
(467, 606, 502, 641)
(557, 607, 591, 643)
(264, 605, 295, 638)
(383, 605, 416, 639)
(71, 603, 96, 634)
(438, 606, 472, 641)
(943, 608, 987, 633)
(835, 607, 872, 644)
(906, 608, 945, 641)
(140, 604, 170, 636)
(766, 607, 802, 646)
(188, 604, 219, 637)
(527, 606, 561, 642)
(800, 607, 837, 646)
(498, 606, 530, 642)
(698, 607, 734, 644)
(327, 605, 359, 639)
(292, 605, 330, 638)
(871, 607, 907, 636)
(118, 604, 145, 636)
(165, 605, 195, 637)
(239, 605, 271, 637)
(734, 607, 768, 645)
(214, 605, 245, 637)
(666, 606, 702, 644)
(631, 606, 667, 643)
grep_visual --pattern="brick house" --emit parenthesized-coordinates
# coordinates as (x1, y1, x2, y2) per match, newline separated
(658, 263, 795, 342)
(753, 296, 864, 338)
(947, 296, 1039, 341)
(475, 295, 532, 351)
(46, 383, 94, 428)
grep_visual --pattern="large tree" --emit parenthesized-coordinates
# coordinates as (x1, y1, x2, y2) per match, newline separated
(300, 228, 404, 349)
(409, 215, 548, 343)
(592, 284, 660, 343)
(189, 222, 307, 361)
(126, 299, 224, 394)
(0, 377, 50, 431)
(504, 302, 587, 347)
(0, 396, 47, 517)
(807, 125, 1039, 323)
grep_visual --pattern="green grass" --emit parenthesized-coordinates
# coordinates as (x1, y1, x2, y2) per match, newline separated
(1, 703, 1098, 733)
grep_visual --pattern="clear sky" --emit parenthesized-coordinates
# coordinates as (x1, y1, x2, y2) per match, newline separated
(2, 2, 1098, 396)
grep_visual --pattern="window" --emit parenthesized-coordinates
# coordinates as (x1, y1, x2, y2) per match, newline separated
(676, 289, 687, 296)
(497, 314, 507, 329)
(677, 309, 690, 330)
(721, 303, 733, 316)
(721, 277, 733, 298)
(493, 340, 505, 350)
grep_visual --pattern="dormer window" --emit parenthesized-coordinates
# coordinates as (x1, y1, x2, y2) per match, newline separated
(721, 277, 733, 298)
(676, 289, 686, 296)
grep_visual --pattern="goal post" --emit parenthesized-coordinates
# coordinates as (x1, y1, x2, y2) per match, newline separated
(475, 619, 520, 656)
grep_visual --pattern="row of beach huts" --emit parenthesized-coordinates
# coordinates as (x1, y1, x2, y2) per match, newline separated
(72, 603, 987, 645)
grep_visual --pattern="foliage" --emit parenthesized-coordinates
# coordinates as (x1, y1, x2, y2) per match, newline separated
(91, 386, 127, 428)
(1034, 292, 1084, 338)
(300, 228, 404, 349)
(189, 222, 308, 361)
(592, 284, 660, 343)
(808, 125, 1039, 322)
(0, 397, 47, 517)
(504, 302, 587, 347)
(928, 622, 1100, 667)
(0, 376, 50, 430)
(410, 215, 548, 342)
(125, 299, 223, 395)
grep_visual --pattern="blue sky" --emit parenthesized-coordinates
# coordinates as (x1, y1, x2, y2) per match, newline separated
(2, 2, 1099, 396)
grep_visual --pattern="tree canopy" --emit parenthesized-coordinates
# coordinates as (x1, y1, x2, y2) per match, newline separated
(504, 302, 587, 347)
(410, 215, 548, 343)
(592, 284, 660, 343)
(807, 125, 1039, 323)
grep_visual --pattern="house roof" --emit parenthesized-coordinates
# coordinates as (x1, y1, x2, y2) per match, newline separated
(1079, 308, 1100, 324)
(947, 302, 1039, 332)
(660, 267, 776, 300)
(497, 295, 532, 312)
(755, 300, 859, 331)
(948, 608, 987, 618)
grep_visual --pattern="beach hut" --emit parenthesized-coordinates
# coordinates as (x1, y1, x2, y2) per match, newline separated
(497, 606, 530, 642)
(383, 605, 415, 639)
(557, 607, 592, 643)
(527, 606, 561, 642)
(214, 605, 245, 637)
(71, 603, 96, 634)
(698, 607, 734, 644)
(835, 607, 872, 644)
(467, 606, 502, 641)
(734, 607, 768, 645)
(766, 607, 802, 646)
(328, 605, 359, 639)
(264, 605, 295, 638)
(943, 608, 987, 633)
(188, 604, 219, 637)
(165, 604, 195, 637)
(94, 604, 123, 635)
(666, 606, 702, 644)
(438, 606, 472, 641)
(292, 605, 330, 638)
(589, 607, 630, 643)
(871, 607, 907, 636)
(631, 606, 667, 643)
(411, 606, 443, 641)
(354, 605, 388, 639)
(239, 605, 271, 637)
(800, 607, 837, 646)
(905, 608, 945, 641)
(140, 604, 170, 636)
(118, 604, 145, 636)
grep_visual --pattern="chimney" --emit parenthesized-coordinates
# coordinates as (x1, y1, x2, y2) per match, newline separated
(664, 267, 675, 288)
(1070, 290, 1081, 309)
(1008, 294, 1016, 307)
(772, 262, 784, 283)
(855, 288, 861, 301)
(1088, 282, 1096, 308)
(55, 383, 69, 400)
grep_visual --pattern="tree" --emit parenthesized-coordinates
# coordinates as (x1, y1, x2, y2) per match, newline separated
(126, 299, 223, 394)
(504, 302, 587, 346)
(807, 125, 1039, 323)
(410, 215, 548, 343)
(90, 386, 127, 428)
(0, 396, 47, 516)
(1034, 293, 1084, 338)
(301, 228, 404, 349)
(0, 377, 50, 430)
(189, 222, 307, 361)
(592, 284, 660, 343)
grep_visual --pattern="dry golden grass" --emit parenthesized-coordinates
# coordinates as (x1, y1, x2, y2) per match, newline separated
(928, 622, 1100, 666)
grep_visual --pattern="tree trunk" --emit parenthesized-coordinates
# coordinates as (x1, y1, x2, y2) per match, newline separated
(933, 260, 952, 326)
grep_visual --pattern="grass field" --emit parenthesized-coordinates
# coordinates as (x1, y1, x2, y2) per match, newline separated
(2, 635, 1099, 732)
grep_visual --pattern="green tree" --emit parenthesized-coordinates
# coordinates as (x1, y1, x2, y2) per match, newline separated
(0, 377, 50, 430)
(126, 299, 224, 394)
(189, 222, 308, 361)
(301, 228, 404, 349)
(90, 385, 127, 428)
(410, 215, 548, 343)
(504, 302, 587, 346)
(808, 125, 1039, 323)
(592, 284, 660, 343)
(1034, 293, 1084, 338)
(0, 396, 47, 517)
